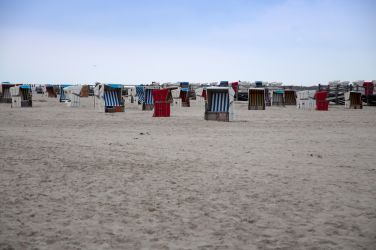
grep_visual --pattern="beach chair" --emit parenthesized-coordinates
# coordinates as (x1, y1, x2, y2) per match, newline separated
(80, 85, 90, 97)
(94, 83, 124, 112)
(205, 87, 235, 122)
(138, 86, 159, 110)
(271, 89, 285, 106)
(179, 82, 190, 107)
(0, 83, 15, 103)
(315, 91, 329, 111)
(195, 87, 206, 104)
(59, 84, 72, 102)
(171, 88, 181, 107)
(284, 90, 297, 105)
(248, 88, 265, 110)
(63, 85, 82, 107)
(45, 85, 58, 98)
(152, 89, 170, 117)
(136, 85, 144, 105)
(345, 91, 362, 109)
(296, 90, 316, 110)
(125, 86, 137, 104)
(10, 85, 32, 107)
(143, 87, 154, 110)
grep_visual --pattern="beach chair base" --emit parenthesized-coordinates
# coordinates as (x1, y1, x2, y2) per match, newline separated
(21, 100, 32, 107)
(0, 98, 12, 103)
(349, 104, 363, 109)
(272, 102, 285, 106)
(142, 104, 154, 111)
(205, 112, 230, 122)
(105, 106, 124, 113)
(248, 105, 265, 110)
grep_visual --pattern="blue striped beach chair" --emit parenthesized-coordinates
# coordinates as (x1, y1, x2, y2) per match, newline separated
(139, 86, 159, 110)
(59, 84, 72, 102)
(94, 83, 124, 112)
(104, 84, 124, 112)
(205, 87, 235, 122)
(136, 85, 145, 105)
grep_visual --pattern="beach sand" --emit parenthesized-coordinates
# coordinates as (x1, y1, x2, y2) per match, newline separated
(1, 95, 375, 249)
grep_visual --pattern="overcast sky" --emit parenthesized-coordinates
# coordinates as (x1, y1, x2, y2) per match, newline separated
(0, 0, 375, 85)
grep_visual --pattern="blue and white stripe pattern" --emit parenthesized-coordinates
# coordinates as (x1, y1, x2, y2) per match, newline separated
(145, 89, 154, 105)
(60, 87, 69, 102)
(136, 86, 145, 103)
(210, 92, 229, 112)
(104, 91, 120, 106)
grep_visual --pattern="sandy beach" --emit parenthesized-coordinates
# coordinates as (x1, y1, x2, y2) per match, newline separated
(1, 95, 375, 250)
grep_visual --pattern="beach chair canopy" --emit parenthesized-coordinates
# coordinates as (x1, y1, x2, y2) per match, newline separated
(105, 84, 123, 89)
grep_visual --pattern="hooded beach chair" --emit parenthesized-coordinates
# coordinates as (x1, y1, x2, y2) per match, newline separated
(143, 86, 158, 110)
(171, 87, 181, 107)
(195, 87, 206, 103)
(152, 88, 170, 117)
(284, 90, 297, 105)
(205, 87, 235, 122)
(45, 85, 58, 98)
(125, 86, 137, 103)
(315, 91, 329, 111)
(271, 89, 285, 106)
(10, 85, 32, 107)
(94, 83, 124, 112)
(136, 85, 160, 110)
(164, 86, 179, 106)
(345, 91, 362, 109)
(0, 82, 15, 103)
(296, 90, 316, 110)
(79, 85, 90, 97)
(362, 82, 376, 106)
(63, 85, 82, 107)
(248, 88, 265, 110)
(59, 84, 72, 102)
(179, 82, 190, 107)
(135, 85, 145, 105)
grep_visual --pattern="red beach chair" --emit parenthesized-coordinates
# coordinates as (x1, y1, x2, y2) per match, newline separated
(152, 89, 170, 117)
(315, 91, 329, 111)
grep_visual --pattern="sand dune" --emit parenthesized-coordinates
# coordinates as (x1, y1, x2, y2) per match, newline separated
(1, 96, 375, 249)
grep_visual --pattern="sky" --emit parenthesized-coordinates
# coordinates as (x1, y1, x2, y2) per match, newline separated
(0, 0, 375, 85)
